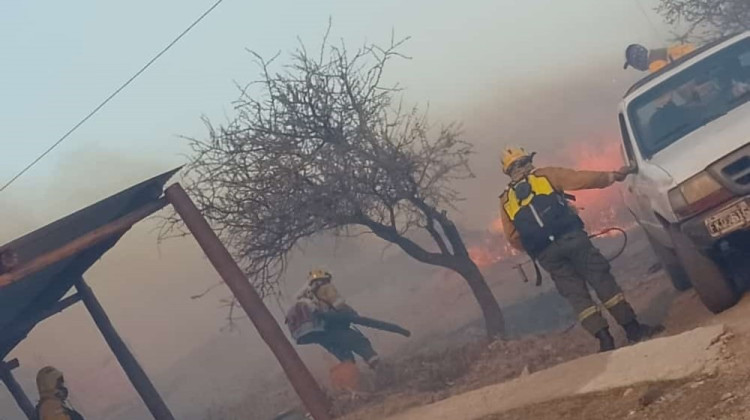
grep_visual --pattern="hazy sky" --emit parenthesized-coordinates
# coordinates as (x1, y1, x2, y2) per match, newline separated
(0, 0, 668, 208)
(0, 1, 674, 418)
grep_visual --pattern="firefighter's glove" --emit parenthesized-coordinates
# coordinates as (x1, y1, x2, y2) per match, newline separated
(612, 166, 632, 182)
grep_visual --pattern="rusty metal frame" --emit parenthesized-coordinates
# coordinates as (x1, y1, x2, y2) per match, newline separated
(0, 183, 331, 420)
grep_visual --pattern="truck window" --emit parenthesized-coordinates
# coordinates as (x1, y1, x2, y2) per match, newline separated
(618, 113, 637, 168)
(627, 38, 750, 159)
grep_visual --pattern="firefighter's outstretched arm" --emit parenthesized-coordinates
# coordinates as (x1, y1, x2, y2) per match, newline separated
(537, 167, 627, 191)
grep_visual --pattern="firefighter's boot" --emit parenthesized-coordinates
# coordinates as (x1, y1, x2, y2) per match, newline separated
(595, 327, 616, 352)
(623, 321, 664, 343)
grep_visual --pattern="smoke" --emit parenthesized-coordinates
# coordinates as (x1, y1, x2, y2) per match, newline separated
(0, 144, 229, 419)
(0, 62, 647, 420)
(447, 61, 641, 227)
(446, 62, 642, 269)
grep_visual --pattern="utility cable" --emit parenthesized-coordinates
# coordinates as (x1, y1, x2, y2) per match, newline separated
(0, 0, 225, 193)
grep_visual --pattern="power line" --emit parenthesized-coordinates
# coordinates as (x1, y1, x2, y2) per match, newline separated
(0, 0, 225, 193)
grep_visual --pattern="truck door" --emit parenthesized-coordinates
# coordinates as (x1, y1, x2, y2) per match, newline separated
(618, 113, 641, 218)
(618, 112, 673, 246)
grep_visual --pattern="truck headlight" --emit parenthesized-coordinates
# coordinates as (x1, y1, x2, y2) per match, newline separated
(668, 172, 733, 219)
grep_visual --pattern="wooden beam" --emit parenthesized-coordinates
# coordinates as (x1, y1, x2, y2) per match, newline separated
(165, 183, 332, 420)
(0, 198, 168, 288)
(75, 278, 174, 420)
(0, 249, 19, 274)
(0, 359, 36, 420)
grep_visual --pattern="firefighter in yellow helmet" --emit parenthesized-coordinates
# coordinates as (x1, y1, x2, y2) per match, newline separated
(498, 148, 663, 352)
(36, 366, 85, 420)
(624, 43, 696, 73)
(285, 270, 380, 368)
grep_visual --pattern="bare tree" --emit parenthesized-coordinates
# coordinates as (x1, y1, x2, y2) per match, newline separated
(165, 33, 505, 337)
(657, 0, 750, 41)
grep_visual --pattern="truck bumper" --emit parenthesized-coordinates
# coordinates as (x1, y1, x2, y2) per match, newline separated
(680, 196, 750, 250)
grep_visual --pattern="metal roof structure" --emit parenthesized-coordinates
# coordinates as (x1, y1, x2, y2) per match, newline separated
(0, 167, 330, 420)
(0, 168, 178, 358)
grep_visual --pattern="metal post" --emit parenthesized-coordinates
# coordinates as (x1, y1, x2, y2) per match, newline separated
(165, 183, 332, 420)
(0, 359, 36, 420)
(75, 279, 175, 420)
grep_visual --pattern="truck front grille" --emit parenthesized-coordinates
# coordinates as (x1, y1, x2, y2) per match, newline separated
(710, 145, 750, 193)
(722, 155, 749, 175)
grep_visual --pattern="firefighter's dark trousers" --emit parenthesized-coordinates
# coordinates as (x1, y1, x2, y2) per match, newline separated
(537, 230, 636, 335)
(314, 327, 378, 364)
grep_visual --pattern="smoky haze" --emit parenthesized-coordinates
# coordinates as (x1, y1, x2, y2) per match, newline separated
(0, 1, 667, 417)
(0, 62, 644, 420)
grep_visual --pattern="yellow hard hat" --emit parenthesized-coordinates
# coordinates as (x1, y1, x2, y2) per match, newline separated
(501, 147, 531, 173)
(37, 366, 64, 397)
(308, 269, 332, 285)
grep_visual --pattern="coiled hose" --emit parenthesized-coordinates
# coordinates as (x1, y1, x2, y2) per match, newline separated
(516, 227, 629, 286)
(589, 227, 629, 262)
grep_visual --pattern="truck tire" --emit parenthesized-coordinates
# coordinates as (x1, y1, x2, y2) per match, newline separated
(644, 231, 692, 291)
(670, 226, 739, 313)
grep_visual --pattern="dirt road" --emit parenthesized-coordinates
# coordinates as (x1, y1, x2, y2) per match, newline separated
(485, 292, 750, 420)
(329, 226, 750, 420)
(339, 269, 750, 420)
(382, 324, 729, 420)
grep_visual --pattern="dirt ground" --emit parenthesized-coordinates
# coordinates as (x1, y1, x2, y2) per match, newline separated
(333, 266, 750, 420)
(485, 315, 750, 420)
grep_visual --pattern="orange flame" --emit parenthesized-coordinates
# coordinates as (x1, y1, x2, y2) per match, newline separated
(468, 246, 502, 267)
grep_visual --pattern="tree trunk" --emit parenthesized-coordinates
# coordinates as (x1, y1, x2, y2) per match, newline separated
(355, 215, 505, 338)
(454, 256, 505, 338)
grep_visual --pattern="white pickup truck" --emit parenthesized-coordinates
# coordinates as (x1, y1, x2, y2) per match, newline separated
(619, 31, 750, 313)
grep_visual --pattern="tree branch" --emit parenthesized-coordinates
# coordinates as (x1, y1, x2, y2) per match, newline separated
(355, 214, 454, 269)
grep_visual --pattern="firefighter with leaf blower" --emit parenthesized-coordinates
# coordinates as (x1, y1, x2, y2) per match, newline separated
(285, 270, 409, 389)
(498, 147, 663, 352)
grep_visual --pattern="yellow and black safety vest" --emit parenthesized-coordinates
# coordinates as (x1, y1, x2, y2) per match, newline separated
(503, 174, 583, 257)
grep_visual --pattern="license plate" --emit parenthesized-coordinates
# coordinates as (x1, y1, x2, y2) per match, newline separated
(705, 201, 750, 237)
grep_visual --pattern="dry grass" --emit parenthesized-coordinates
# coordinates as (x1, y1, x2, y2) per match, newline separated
(333, 329, 594, 419)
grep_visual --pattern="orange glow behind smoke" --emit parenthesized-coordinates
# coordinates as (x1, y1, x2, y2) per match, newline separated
(470, 139, 633, 268)
(468, 238, 519, 268)
(557, 140, 627, 233)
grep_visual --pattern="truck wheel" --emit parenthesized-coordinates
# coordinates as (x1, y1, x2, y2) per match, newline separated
(644, 231, 691, 291)
(670, 226, 739, 313)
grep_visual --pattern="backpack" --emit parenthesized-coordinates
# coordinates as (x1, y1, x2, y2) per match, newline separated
(285, 299, 325, 344)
